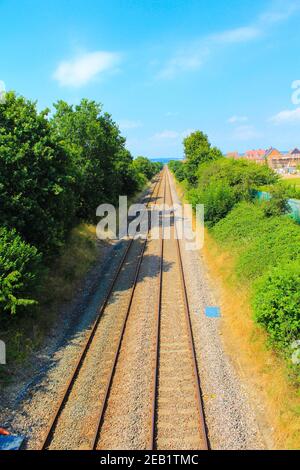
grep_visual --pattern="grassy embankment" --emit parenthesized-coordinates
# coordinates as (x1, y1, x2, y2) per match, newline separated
(175, 179, 300, 450)
(0, 223, 99, 383)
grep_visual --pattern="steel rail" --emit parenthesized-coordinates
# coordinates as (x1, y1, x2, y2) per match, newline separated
(91, 171, 163, 449)
(166, 169, 209, 450)
(40, 174, 162, 450)
(148, 170, 166, 450)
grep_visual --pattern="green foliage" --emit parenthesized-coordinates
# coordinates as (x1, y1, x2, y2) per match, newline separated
(0, 92, 76, 255)
(183, 131, 223, 185)
(212, 201, 266, 247)
(51, 99, 137, 219)
(175, 126, 300, 362)
(236, 216, 300, 281)
(213, 202, 300, 280)
(186, 158, 277, 225)
(253, 261, 300, 350)
(188, 181, 237, 226)
(0, 228, 42, 316)
(0, 91, 154, 322)
(168, 160, 185, 181)
(262, 184, 292, 217)
(213, 201, 300, 355)
(132, 156, 162, 180)
(197, 158, 277, 195)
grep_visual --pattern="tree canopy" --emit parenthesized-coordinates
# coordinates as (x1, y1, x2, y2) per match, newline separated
(183, 131, 222, 185)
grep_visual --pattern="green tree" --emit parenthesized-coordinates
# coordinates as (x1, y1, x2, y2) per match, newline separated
(132, 156, 161, 180)
(169, 160, 186, 181)
(183, 131, 222, 185)
(0, 92, 75, 255)
(51, 99, 135, 220)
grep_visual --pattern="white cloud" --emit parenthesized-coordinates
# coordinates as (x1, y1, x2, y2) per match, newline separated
(228, 115, 248, 124)
(53, 51, 120, 87)
(119, 120, 142, 130)
(212, 26, 261, 44)
(269, 107, 300, 124)
(158, 48, 208, 79)
(233, 125, 261, 141)
(259, 1, 300, 25)
(152, 129, 195, 140)
(157, 1, 299, 79)
(157, 26, 259, 79)
(153, 130, 180, 139)
(165, 111, 179, 117)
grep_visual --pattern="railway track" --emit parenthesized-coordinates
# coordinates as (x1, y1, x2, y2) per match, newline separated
(39, 168, 209, 451)
(149, 169, 208, 450)
(39, 175, 162, 450)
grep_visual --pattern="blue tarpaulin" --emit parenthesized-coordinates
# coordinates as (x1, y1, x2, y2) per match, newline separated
(255, 191, 300, 223)
(205, 306, 221, 318)
(0, 434, 24, 451)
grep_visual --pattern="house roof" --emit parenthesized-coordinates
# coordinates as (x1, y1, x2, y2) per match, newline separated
(290, 148, 300, 155)
(265, 147, 281, 158)
(245, 149, 266, 159)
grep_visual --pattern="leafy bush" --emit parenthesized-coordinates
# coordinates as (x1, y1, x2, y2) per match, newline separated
(212, 202, 266, 247)
(0, 228, 42, 316)
(188, 181, 237, 226)
(169, 160, 186, 182)
(197, 158, 277, 196)
(262, 184, 291, 217)
(132, 156, 162, 180)
(236, 216, 300, 281)
(213, 202, 300, 280)
(253, 261, 300, 350)
(183, 158, 278, 225)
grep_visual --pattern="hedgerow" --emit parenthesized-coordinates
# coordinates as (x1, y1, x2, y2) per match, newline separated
(170, 130, 300, 360)
(253, 261, 300, 351)
(188, 181, 237, 226)
(213, 203, 300, 281)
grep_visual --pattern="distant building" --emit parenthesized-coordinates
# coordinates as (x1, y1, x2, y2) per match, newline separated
(244, 149, 266, 165)
(226, 147, 300, 173)
(226, 151, 240, 159)
(266, 147, 300, 171)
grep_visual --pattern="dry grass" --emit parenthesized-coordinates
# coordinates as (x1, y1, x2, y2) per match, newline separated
(203, 231, 300, 450)
(39, 223, 98, 309)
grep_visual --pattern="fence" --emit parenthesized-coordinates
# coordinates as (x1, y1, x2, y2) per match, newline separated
(255, 190, 300, 223)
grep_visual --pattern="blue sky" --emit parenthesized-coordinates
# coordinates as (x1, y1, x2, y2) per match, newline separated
(2, 0, 300, 158)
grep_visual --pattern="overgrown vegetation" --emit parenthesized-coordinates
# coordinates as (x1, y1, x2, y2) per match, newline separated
(0, 91, 160, 320)
(169, 130, 300, 371)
